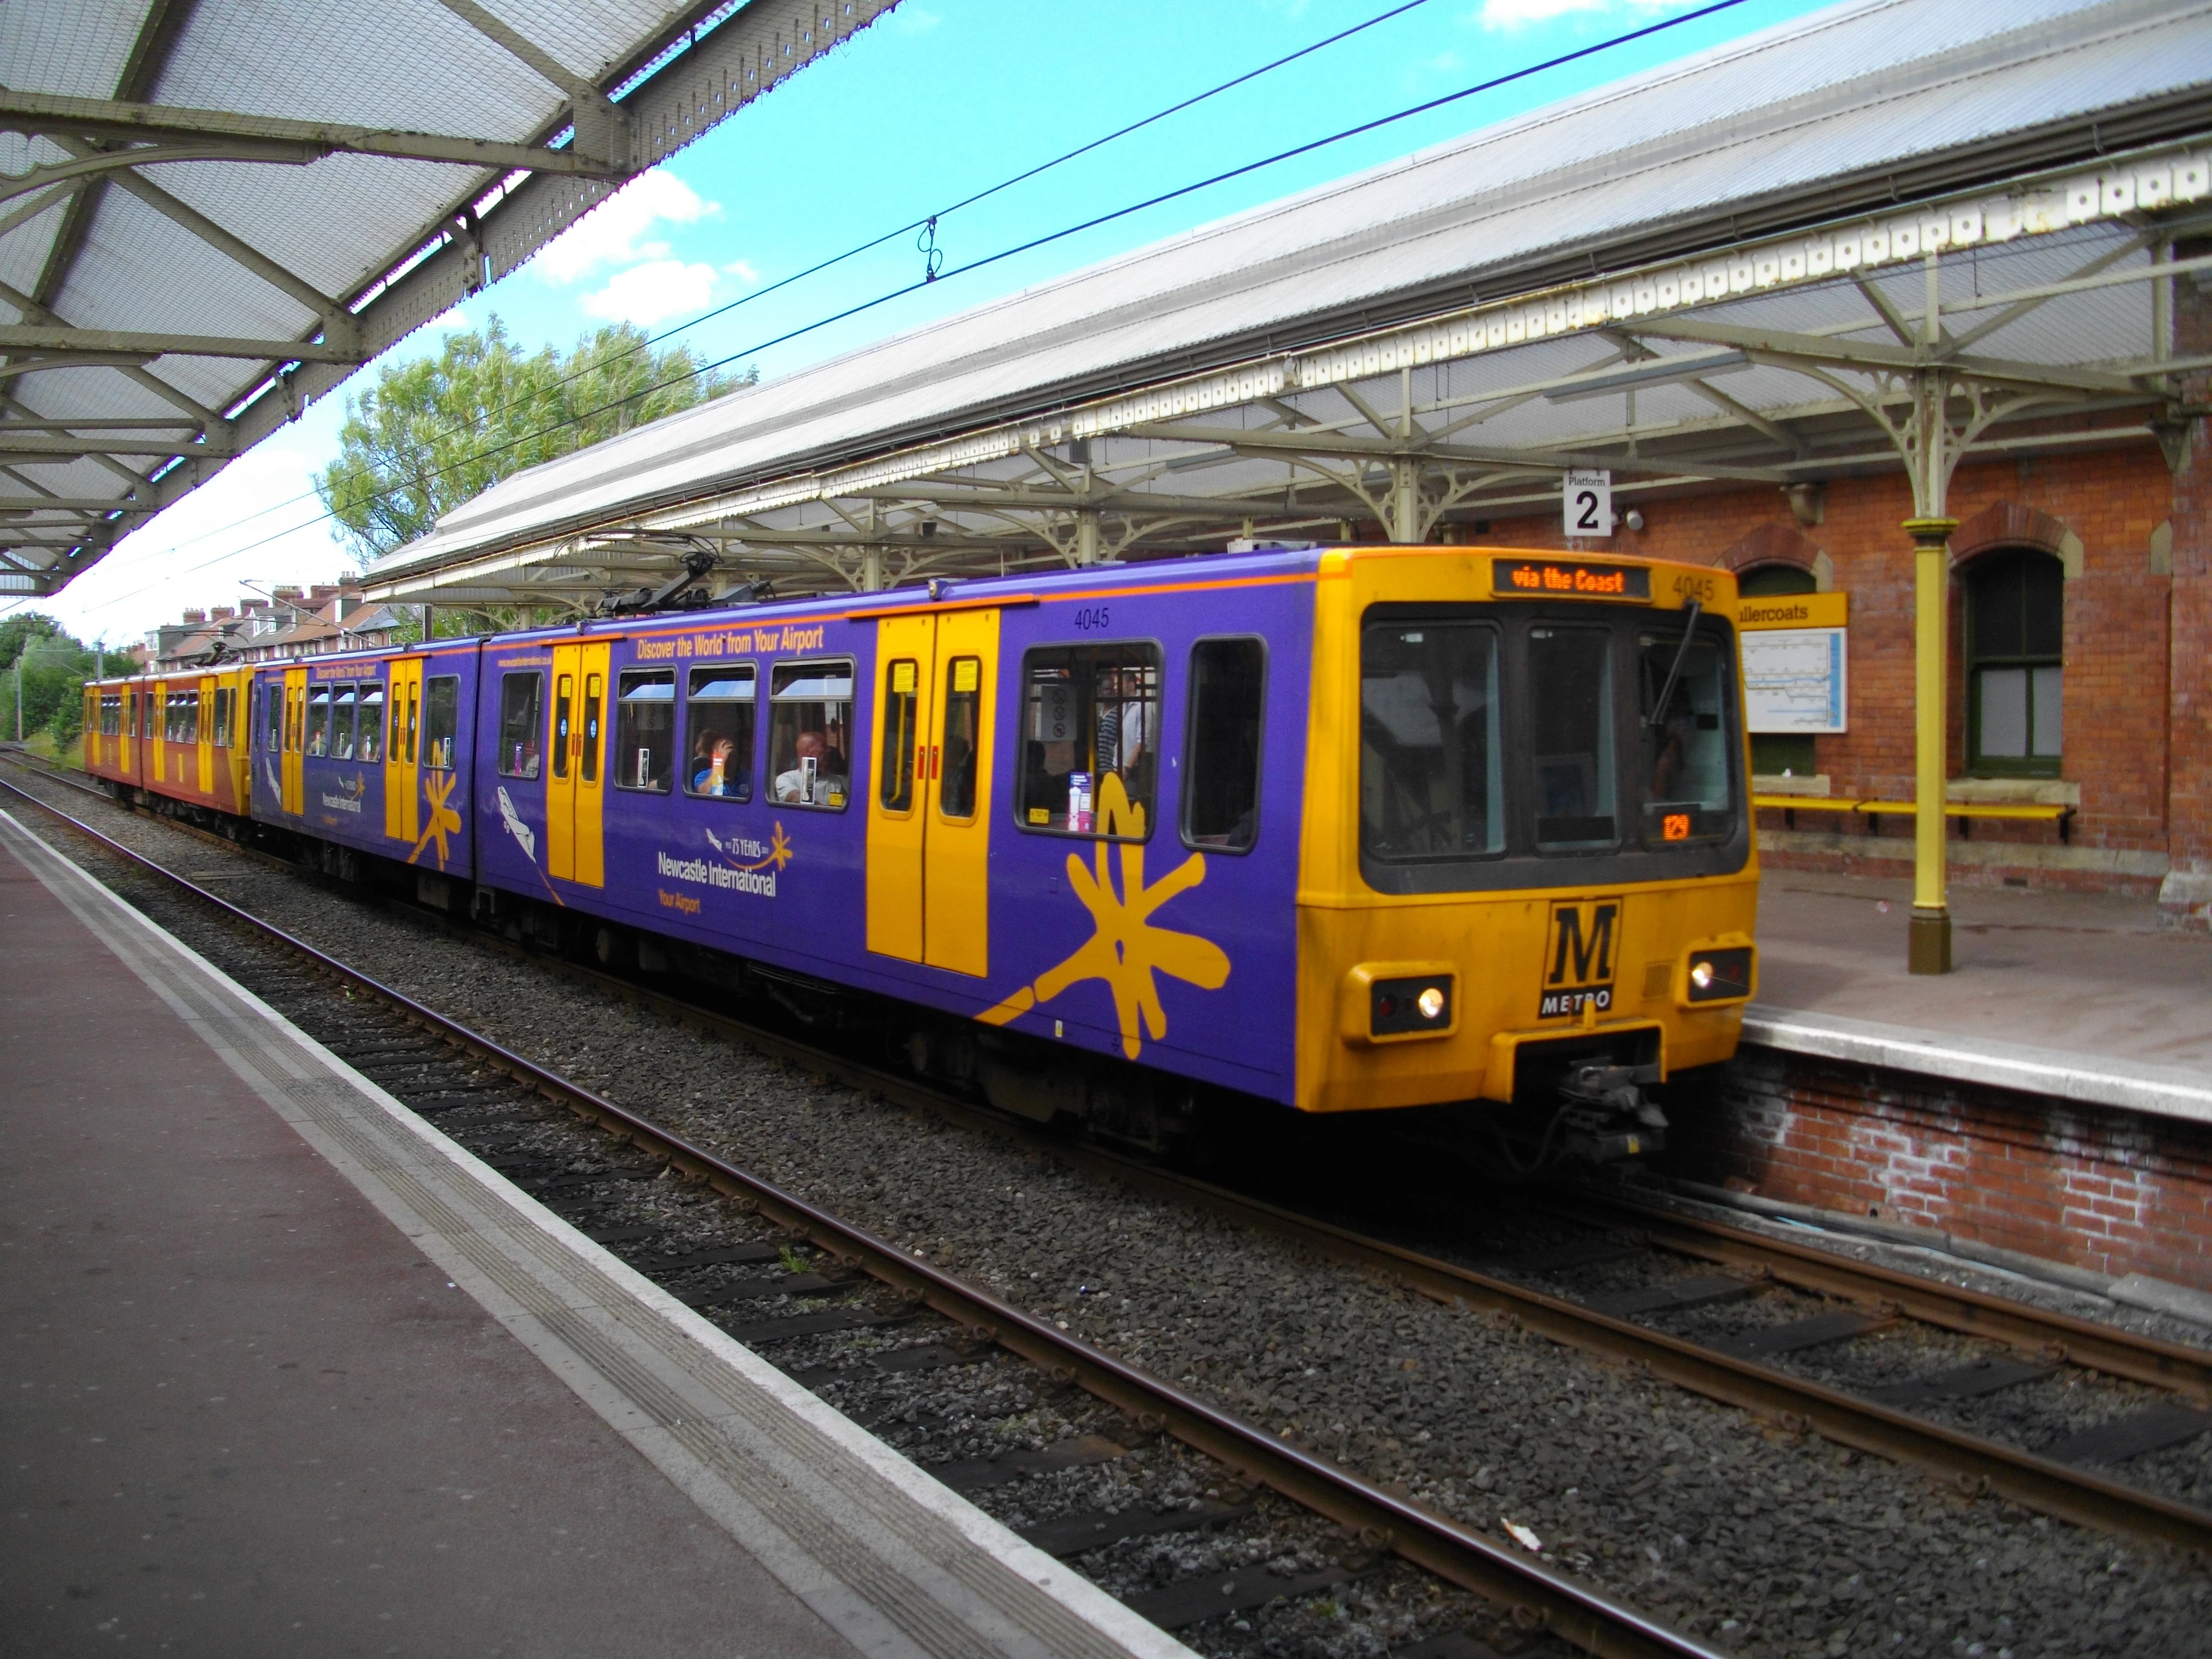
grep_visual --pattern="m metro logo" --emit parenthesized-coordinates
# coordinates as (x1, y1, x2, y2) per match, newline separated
(1540, 898, 1621, 1017)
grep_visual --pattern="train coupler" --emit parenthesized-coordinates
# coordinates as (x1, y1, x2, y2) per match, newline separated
(1557, 1064, 1667, 1164)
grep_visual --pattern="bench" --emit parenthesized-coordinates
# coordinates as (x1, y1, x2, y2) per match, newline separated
(1751, 793, 2074, 843)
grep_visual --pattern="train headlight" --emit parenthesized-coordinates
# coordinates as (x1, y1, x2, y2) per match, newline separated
(1352, 968, 1457, 1041)
(1683, 946, 1754, 1004)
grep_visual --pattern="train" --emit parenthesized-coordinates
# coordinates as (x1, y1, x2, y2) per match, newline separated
(82, 543, 1758, 1162)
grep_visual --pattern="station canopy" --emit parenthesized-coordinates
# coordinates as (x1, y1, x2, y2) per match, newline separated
(0, 0, 902, 597)
(358, 0, 2212, 614)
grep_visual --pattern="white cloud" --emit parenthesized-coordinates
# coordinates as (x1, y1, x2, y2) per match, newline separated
(891, 5, 941, 33)
(533, 170, 718, 286)
(580, 260, 720, 325)
(1470, 0, 1691, 28)
(723, 258, 760, 284)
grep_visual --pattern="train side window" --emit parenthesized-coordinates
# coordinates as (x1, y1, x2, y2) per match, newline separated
(615, 669, 675, 792)
(498, 672, 542, 779)
(1182, 637, 1264, 852)
(1361, 622, 1503, 861)
(939, 657, 982, 821)
(1638, 624, 1735, 844)
(421, 675, 459, 771)
(768, 660, 853, 809)
(552, 672, 572, 779)
(878, 659, 919, 813)
(1528, 627, 1617, 851)
(357, 683, 383, 762)
(686, 665, 754, 800)
(331, 684, 358, 760)
(305, 685, 331, 756)
(1016, 643, 1161, 838)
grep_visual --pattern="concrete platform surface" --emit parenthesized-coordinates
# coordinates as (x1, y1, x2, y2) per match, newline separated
(0, 808, 1191, 1659)
(1752, 870, 2212, 1123)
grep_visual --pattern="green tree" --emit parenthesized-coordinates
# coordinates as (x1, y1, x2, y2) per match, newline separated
(0, 612, 98, 751)
(315, 317, 751, 562)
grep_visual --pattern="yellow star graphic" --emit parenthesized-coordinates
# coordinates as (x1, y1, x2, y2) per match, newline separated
(407, 770, 462, 870)
(980, 773, 1230, 1059)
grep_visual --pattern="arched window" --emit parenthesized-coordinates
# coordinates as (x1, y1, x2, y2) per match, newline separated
(1738, 564, 1818, 778)
(1965, 549, 2063, 776)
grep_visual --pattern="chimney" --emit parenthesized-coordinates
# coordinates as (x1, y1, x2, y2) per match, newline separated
(210, 606, 235, 621)
(241, 598, 267, 614)
(181, 608, 206, 625)
(272, 585, 303, 603)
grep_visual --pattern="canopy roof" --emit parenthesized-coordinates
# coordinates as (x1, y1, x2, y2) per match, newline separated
(0, 0, 900, 596)
(361, 0, 2212, 611)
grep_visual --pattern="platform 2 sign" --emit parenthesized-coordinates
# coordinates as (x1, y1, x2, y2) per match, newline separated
(1737, 590, 1849, 735)
(1540, 898, 1620, 1017)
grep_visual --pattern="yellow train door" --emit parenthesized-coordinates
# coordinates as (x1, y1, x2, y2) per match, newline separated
(196, 674, 216, 795)
(923, 608, 996, 977)
(866, 617, 936, 960)
(282, 667, 306, 815)
(121, 689, 135, 778)
(546, 640, 609, 886)
(150, 679, 167, 784)
(864, 608, 997, 976)
(224, 671, 250, 806)
(384, 658, 421, 843)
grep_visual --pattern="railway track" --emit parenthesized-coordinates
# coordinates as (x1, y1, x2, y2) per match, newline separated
(9, 756, 2211, 1602)
(1, 762, 1728, 1659)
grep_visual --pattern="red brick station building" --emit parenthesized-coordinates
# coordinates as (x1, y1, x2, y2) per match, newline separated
(1462, 386, 2210, 922)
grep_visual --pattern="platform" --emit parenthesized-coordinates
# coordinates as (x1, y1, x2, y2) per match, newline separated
(0, 807, 1189, 1659)
(1750, 870, 2212, 1125)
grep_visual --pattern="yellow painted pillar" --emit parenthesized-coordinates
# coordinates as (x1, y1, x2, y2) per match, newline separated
(1903, 515, 1957, 974)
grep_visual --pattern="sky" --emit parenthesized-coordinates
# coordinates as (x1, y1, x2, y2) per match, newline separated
(25, 0, 1843, 646)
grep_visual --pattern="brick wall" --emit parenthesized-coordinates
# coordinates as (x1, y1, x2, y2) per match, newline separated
(1456, 434, 2184, 894)
(1665, 1050, 2212, 1284)
(2166, 248, 2212, 928)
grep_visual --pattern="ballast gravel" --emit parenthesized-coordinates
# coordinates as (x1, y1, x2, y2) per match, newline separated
(14, 768, 2212, 1659)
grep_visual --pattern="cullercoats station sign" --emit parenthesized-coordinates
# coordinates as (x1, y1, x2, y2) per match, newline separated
(1737, 590, 1849, 735)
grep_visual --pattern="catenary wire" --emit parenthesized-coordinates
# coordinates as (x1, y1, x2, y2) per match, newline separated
(41, 0, 1753, 625)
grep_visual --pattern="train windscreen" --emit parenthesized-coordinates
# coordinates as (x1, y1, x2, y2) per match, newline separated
(1359, 603, 1743, 893)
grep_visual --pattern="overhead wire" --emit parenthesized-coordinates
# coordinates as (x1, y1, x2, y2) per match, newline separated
(44, 0, 1754, 623)
(49, 0, 1440, 591)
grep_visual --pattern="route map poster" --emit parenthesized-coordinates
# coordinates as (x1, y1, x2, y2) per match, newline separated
(1743, 627, 1846, 733)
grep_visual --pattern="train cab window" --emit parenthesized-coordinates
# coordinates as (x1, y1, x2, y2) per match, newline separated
(142, 690, 157, 738)
(939, 656, 982, 820)
(1360, 622, 1503, 861)
(498, 672, 543, 779)
(1527, 628, 1617, 851)
(1182, 638, 1264, 852)
(1016, 643, 1161, 838)
(330, 684, 358, 760)
(616, 669, 676, 792)
(211, 687, 233, 748)
(686, 665, 755, 800)
(263, 684, 281, 751)
(304, 685, 331, 756)
(421, 675, 459, 770)
(768, 660, 853, 809)
(356, 683, 383, 762)
(1638, 624, 1736, 844)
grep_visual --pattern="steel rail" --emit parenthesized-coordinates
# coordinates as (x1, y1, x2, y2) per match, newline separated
(13, 756, 2210, 1559)
(0, 771, 1731, 1659)
(15, 759, 2212, 1556)
(1555, 1190, 2212, 1404)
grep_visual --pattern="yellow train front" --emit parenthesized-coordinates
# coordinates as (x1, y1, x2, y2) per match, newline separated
(1289, 545, 1755, 1164)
